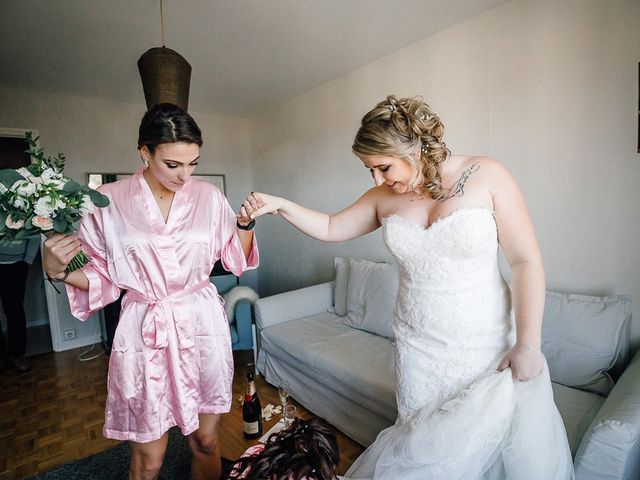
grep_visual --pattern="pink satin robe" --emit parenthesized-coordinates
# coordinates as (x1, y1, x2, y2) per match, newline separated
(66, 168, 259, 443)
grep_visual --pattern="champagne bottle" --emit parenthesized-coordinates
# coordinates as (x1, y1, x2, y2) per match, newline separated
(243, 370, 263, 439)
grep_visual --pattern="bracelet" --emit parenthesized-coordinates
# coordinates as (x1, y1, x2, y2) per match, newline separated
(515, 342, 540, 353)
(47, 270, 70, 283)
(236, 219, 256, 231)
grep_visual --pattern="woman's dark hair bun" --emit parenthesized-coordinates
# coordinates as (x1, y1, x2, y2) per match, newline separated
(137, 103, 203, 153)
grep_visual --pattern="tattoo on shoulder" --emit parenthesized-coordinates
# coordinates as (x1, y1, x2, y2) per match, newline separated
(440, 162, 480, 202)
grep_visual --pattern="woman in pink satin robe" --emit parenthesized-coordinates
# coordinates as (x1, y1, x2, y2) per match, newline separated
(43, 103, 259, 480)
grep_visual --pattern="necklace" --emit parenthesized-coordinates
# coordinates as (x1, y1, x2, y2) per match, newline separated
(153, 191, 172, 201)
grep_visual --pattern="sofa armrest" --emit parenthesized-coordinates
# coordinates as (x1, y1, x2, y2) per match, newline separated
(254, 281, 334, 331)
(574, 351, 640, 480)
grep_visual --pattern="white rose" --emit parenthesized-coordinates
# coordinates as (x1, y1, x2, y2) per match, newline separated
(41, 168, 61, 183)
(10, 179, 27, 192)
(30, 176, 43, 185)
(13, 196, 29, 209)
(16, 181, 37, 197)
(5, 216, 25, 229)
(34, 195, 55, 217)
(79, 195, 95, 215)
(32, 215, 53, 231)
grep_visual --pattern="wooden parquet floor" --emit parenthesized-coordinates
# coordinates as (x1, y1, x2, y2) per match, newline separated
(0, 347, 364, 479)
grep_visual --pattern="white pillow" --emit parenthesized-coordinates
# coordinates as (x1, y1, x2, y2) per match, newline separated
(332, 256, 351, 317)
(343, 259, 399, 339)
(221, 286, 259, 324)
(541, 290, 631, 396)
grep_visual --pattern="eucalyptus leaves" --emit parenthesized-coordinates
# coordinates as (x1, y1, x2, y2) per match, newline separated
(0, 132, 109, 271)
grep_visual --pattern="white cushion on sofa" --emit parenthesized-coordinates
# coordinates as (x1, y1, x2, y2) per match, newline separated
(542, 291, 631, 396)
(342, 259, 398, 339)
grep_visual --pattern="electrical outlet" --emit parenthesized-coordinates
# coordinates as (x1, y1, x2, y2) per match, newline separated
(63, 329, 76, 340)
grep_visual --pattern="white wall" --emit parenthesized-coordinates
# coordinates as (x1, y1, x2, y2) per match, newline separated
(0, 86, 257, 349)
(251, 0, 640, 347)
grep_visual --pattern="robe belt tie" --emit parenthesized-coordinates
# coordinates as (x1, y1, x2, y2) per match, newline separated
(126, 279, 212, 350)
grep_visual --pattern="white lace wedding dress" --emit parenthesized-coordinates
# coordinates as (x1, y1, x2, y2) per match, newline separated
(345, 207, 574, 480)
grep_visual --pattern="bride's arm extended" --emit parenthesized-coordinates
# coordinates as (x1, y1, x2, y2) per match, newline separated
(244, 189, 381, 242)
(488, 159, 545, 381)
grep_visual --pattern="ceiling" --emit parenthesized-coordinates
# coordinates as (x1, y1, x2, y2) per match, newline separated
(0, 0, 506, 116)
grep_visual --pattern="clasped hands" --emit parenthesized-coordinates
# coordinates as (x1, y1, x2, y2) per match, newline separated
(236, 192, 281, 225)
(239, 191, 544, 384)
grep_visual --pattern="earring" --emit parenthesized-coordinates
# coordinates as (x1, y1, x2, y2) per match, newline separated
(142, 158, 149, 169)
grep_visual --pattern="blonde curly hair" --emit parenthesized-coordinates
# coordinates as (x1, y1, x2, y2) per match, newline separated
(352, 95, 451, 200)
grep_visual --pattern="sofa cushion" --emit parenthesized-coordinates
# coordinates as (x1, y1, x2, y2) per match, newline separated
(542, 291, 631, 395)
(332, 256, 350, 316)
(260, 312, 397, 419)
(551, 382, 605, 456)
(342, 259, 398, 339)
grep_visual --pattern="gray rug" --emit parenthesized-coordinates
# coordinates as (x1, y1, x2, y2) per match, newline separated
(26, 427, 234, 479)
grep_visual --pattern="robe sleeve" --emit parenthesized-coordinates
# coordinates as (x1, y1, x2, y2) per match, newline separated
(214, 188, 259, 277)
(65, 204, 121, 321)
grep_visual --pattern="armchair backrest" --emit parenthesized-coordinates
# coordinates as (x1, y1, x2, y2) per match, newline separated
(210, 274, 238, 294)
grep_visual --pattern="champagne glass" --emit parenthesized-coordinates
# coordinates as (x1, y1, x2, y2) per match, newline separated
(278, 381, 289, 409)
(283, 405, 297, 428)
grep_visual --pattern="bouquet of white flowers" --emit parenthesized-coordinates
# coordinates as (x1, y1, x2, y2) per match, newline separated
(0, 132, 110, 272)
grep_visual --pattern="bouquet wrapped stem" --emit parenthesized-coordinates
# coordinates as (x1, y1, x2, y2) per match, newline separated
(67, 250, 90, 272)
(42, 230, 91, 273)
(0, 132, 110, 273)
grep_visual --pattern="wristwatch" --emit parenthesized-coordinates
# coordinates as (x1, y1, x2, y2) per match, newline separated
(47, 270, 70, 283)
(236, 219, 256, 231)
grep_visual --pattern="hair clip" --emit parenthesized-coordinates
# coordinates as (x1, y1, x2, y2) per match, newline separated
(421, 144, 429, 153)
(388, 104, 396, 112)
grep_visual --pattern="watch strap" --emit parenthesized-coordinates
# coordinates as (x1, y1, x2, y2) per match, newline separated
(47, 269, 70, 283)
(236, 219, 256, 231)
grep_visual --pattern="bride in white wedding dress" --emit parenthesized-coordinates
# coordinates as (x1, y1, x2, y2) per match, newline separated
(240, 96, 574, 479)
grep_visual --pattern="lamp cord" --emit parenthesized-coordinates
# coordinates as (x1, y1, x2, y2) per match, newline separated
(160, 0, 165, 47)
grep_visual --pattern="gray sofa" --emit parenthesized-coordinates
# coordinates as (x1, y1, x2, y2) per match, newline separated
(255, 258, 639, 479)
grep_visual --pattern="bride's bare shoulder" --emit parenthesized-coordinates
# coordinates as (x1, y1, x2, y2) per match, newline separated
(363, 184, 397, 199)
(447, 155, 511, 179)
(448, 154, 499, 169)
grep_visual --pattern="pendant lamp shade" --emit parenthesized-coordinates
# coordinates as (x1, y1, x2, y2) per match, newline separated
(137, 46, 192, 111)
